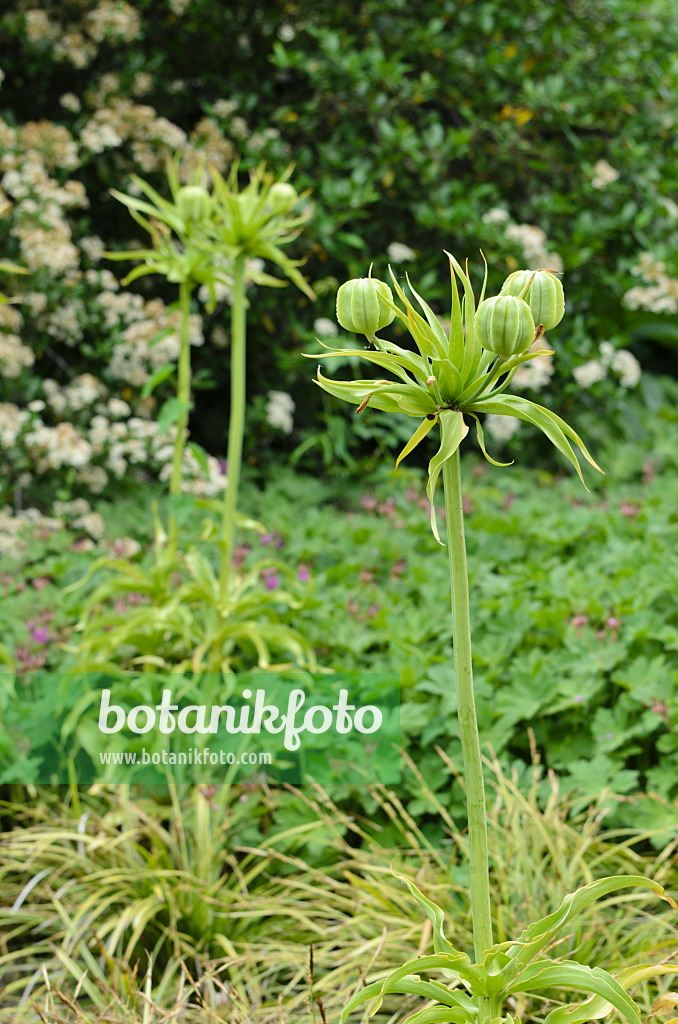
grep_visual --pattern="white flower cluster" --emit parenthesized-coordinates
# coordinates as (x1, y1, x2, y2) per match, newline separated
(0, 334, 34, 378)
(266, 391, 295, 434)
(484, 414, 520, 444)
(83, 1, 141, 43)
(22, 2, 141, 67)
(0, 297, 33, 378)
(623, 251, 678, 315)
(511, 339, 554, 392)
(158, 446, 226, 497)
(482, 207, 564, 273)
(313, 317, 338, 337)
(43, 373, 105, 412)
(482, 208, 510, 225)
(590, 160, 620, 190)
(0, 506, 61, 558)
(1, 126, 87, 275)
(505, 223, 564, 274)
(107, 299, 204, 387)
(0, 402, 29, 446)
(386, 242, 416, 262)
(573, 342, 641, 389)
(24, 421, 93, 470)
(78, 98, 235, 176)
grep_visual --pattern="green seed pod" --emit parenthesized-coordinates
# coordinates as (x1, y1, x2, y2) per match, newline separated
(176, 185, 211, 224)
(475, 295, 535, 359)
(336, 274, 395, 338)
(501, 269, 564, 331)
(268, 181, 298, 214)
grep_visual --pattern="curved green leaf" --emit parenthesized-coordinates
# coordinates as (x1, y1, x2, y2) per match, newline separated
(494, 875, 672, 978)
(374, 955, 484, 1015)
(308, 347, 416, 385)
(508, 960, 642, 1024)
(340, 977, 473, 1024)
(404, 1007, 475, 1024)
(397, 417, 438, 468)
(543, 964, 678, 1024)
(426, 411, 469, 543)
(467, 413, 513, 467)
(406, 272, 450, 352)
(471, 394, 600, 487)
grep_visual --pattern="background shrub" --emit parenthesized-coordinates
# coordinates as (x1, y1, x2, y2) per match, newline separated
(2, 0, 678, 499)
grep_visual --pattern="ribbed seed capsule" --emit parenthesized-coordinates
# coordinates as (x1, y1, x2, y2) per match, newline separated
(176, 185, 211, 224)
(475, 295, 535, 359)
(501, 269, 565, 331)
(336, 276, 395, 338)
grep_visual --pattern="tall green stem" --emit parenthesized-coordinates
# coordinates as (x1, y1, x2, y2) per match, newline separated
(218, 252, 247, 602)
(168, 277, 192, 551)
(442, 450, 493, 969)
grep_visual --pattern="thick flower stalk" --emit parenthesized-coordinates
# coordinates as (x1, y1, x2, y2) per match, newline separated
(108, 159, 223, 549)
(208, 161, 315, 601)
(305, 254, 676, 1024)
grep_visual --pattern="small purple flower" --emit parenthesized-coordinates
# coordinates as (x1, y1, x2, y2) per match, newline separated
(219, 459, 228, 475)
(261, 533, 273, 546)
(31, 626, 49, 645)
(298, 566, 310, 582)
(606, 732, 614, 740)
(265, 574, 280, 591)
(606, 616, 621, 629)
(573, 694, 584, 703)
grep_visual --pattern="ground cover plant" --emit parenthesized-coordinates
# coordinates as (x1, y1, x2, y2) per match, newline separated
(1, 760, 677, 1021)
(2, 386, 678, 836)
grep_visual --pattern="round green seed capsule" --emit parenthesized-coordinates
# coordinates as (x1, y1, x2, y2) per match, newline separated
(475, 295, 535, 359)
(267, 182, 298, 214)
(176, 185, 211, 224)
(501, 269, 564, 331)
(336, 275, 395, 338)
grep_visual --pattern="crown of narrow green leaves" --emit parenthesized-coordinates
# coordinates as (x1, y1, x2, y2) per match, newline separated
(107, 157, 316, 304)
(305, 252, 602, 543)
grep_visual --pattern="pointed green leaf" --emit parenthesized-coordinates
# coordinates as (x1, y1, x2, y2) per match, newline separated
(393, 870, 464, 958)
(509, 960, 642, 1024)
(444, 251, 480, 382)
(158, 397, 191, 434)
(308, 347, 415, 385)
(373, 956, 484, 1016)
(458, 349, 552, 407)
(497, 875, 671, 976)
(340, 979, 473, 1024)
(447, 256, 466, 370)
(426, 410, 469, 544)
(471, 396, 590, 488)
(467, 413, 513, 467)
(141, 362, 176, 399)
(406, 272, 450, 352)
(389, 267, 446, 359)
(372, 338, 431, 381)
(396, 417, 438, 468)
(543, 965, 678, 1024)
(314, 370, 404, 414)
(395, 388, 438, 416)
(404, 1007, 475, 1024)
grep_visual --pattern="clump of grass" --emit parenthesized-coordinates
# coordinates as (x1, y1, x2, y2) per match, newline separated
(1, 757, 676, 1023)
